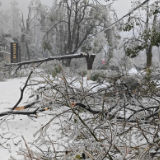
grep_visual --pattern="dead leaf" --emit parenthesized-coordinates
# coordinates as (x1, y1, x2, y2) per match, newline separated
(71, 102, 76, 108)
(14, 106, 25, 111)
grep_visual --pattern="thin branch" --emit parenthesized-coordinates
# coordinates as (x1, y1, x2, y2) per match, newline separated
(104, 0, 150, 32)
(12, 71, 33, 110)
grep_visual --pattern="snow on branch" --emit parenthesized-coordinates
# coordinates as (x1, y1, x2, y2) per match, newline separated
(5, 52, 88, 67)
(104, 0, 150, 31)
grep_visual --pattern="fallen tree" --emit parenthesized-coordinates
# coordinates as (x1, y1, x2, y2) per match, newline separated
(1, 62, 160, 159)
(4, 52, 96, 80)
(13, 66, 159, 160)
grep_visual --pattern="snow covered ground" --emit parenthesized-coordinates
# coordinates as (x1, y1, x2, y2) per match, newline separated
(0, 77, 63, 160)
(0, 77, 29, 111)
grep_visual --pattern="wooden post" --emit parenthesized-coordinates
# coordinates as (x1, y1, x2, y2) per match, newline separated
(86, 53, 96, 80)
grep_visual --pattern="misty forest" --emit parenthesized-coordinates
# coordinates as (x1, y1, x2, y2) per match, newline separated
(1, 0, 160, 159)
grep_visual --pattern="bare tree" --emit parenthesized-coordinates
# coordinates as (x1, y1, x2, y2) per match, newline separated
(40, 0, 118, 67)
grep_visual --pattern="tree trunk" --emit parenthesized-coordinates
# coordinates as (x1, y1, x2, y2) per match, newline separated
(146, 45, 152, 68)
(145, 10, 157, 69)
(87, 70, 91, 80)
(86, 54, 96, 80)
(26, 41, 30, 60)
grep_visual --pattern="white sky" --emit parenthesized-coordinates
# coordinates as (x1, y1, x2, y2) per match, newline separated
(113, 0, 131, 18)
(1, 0, 132, 19)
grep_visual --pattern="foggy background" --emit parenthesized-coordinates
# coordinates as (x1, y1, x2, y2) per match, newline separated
(0, 0, 159, 67)
(1, 0, 132, 18)
(1, 0, 53, 18)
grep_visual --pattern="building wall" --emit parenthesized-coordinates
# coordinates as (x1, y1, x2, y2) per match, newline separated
(4, 54, 10, 63)
(0, 52, 10, 63)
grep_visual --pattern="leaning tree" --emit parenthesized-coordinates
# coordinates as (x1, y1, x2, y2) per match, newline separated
(39, 0, 120, 67)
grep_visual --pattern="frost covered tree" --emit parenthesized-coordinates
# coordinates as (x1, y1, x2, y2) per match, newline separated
(40, 0, 120, 67)
(20, 0, 42, 60)
(123, 0, 160, 68)
(0, 0, 19, 37)
(0, 10, 10, 35)
(9, 0, 21, 38)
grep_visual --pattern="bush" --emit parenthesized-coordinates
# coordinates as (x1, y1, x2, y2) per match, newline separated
(43, 63, 62, 78)
(97, 65, 107, 70)
(51, 65, 61, 78)
(135, 64, 146, 71)
(90, 71, 105, 82)
(78, 70, 87, 77)
(108, 65, 119, 71)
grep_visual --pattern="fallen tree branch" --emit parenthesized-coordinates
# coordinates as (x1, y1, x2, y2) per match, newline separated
(0, 71, 42, 117)
(5, 101, 40, 111)
(0, 108, 39, 117)
(22, 136, 33, 160)
(71, 102, 159, 123)
(5, 53, 88, 67)
(11, 71, 33, 110)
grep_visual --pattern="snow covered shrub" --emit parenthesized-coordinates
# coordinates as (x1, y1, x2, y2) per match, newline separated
(70, 58, 86, 70)
(97, 64, 108, 70)
(121, 76, 140, 90)
(0, 72, 5, 81)
(51, 65, 61, 78)
(108, 64, 119, 72)
(77, 70, 87, 77)
(0, 63, 5, 81)
(42, 62, 61, 78)
(90, 70, 105, 82)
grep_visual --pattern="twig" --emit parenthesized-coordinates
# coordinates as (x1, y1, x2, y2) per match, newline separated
(22, 135, 33, 160)
(0, 108, 39, 117)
